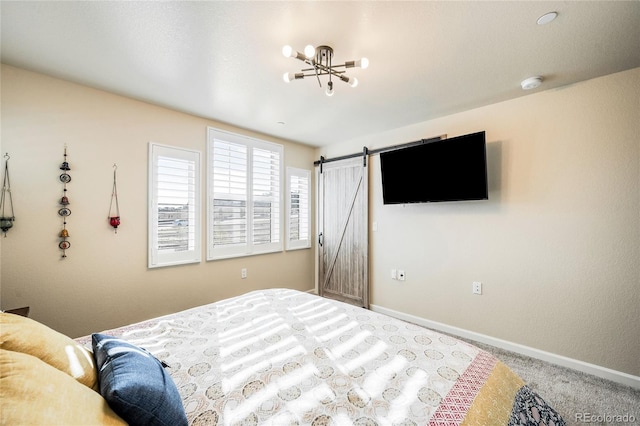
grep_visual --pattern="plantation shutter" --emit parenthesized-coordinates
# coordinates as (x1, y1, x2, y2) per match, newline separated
(148, 143, 201, 268)
(252, 146, 281, 247)
(209, 138, 248, 258)
(286, 167, 311, 250)
(207, 128, 283, 260)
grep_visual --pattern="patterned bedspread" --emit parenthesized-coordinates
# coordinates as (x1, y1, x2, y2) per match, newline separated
(77, 289, 564, 425)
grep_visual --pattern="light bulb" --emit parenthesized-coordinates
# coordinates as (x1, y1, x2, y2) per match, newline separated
(304, 45, 315, 59)
(326, 81, 334, 96)
(346, 58, 369, 69)
(282, 45, 293, 58)
(339, 75, 359, 88)
(283, 73, 304, 83)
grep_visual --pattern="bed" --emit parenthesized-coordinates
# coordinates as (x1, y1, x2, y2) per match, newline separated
(1, 288, 565, 425)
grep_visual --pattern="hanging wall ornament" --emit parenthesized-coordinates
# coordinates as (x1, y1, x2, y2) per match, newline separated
(108, 164, 121, 233)
(58, 145, 71, 258)
(1, 153, 16, 236)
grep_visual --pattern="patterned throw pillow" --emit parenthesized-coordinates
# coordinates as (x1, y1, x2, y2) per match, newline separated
(92, 333, 188, 426)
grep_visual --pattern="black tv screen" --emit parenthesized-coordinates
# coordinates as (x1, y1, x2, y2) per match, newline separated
(380, 131, 488, 204)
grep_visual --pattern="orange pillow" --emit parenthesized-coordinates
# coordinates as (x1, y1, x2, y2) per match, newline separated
(0, 349, 126, 425)
(0, 312, 98, 390)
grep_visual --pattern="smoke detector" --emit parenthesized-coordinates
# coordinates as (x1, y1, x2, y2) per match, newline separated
(537, 12, 558, 25)
(521, 76, 543, 90)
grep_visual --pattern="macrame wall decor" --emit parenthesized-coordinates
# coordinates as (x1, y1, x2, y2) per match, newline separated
(1, 153, 16, 237)
(58, 145, 72, 257)
(109, 164, 121, 233)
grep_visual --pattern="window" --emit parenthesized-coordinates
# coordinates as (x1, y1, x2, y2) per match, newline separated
(148, 143, 201, 268)
(286, 167, 311, 250)
(207, 128, 283, 260)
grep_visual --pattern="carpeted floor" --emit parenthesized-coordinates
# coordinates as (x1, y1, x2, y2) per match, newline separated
(463, 338, 640, 425)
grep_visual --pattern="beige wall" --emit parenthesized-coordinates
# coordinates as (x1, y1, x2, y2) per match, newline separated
(2, 64, 638, 378)
(0, 65, 316, 338)
(318, 68, 640, 377)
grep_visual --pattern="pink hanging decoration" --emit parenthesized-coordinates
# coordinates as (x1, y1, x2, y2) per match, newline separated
(109, 164, 121, 233)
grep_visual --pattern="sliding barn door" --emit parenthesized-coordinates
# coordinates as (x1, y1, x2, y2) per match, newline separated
(318, 157, 369, 308)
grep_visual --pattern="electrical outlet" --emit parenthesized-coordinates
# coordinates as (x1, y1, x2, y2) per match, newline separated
(241, 268, 247, 279)
(398, 270, 406, 281)
(472, 281, 482, 295)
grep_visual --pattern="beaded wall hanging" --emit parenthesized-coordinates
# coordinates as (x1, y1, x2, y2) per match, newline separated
(58, 145, 71, 257)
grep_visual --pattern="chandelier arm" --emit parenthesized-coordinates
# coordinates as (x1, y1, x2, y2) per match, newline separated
(313, 62, 322, 87)
(297, 71, 338, 76)
(314, 64, 351, 80)
(290, 51, 308, 62)
(290, 54, 315, 69)
(287, 68, 353, 83)
(300, 66, 346, 75)
(300, 63, 350, 71)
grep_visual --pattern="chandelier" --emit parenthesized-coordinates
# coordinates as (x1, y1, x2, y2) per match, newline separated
(282, 45, 368, 96)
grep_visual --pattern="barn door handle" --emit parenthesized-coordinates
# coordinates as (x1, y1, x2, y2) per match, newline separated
(318, 232, 323, 247)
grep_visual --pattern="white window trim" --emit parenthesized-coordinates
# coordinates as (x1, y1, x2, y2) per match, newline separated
(286, 167, 311, 250)
(207, 127, 283, 261)
(148, 143, 201, 268)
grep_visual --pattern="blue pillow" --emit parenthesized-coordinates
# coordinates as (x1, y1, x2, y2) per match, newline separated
(92, 333, 188, 426)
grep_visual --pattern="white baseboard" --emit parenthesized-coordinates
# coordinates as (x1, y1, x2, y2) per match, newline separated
(370, 304, 640, 390)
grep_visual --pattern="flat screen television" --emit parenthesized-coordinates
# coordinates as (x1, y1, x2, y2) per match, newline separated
(380, 131, 488, 204)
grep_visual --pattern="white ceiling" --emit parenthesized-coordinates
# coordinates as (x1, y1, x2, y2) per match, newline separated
(2, 1, 639, 147)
